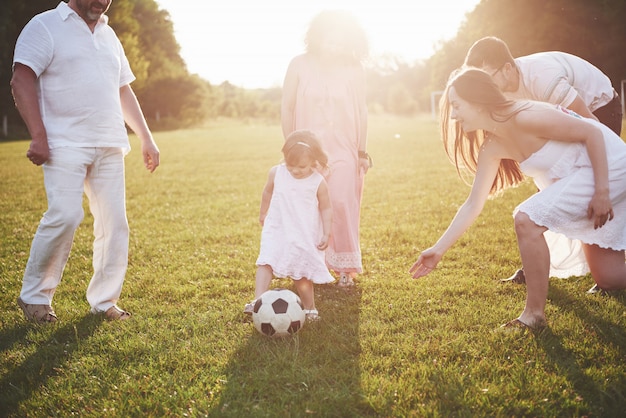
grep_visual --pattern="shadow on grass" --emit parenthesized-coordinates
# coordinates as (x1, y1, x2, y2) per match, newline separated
(549, 286, 626, 356)
(538, 286, 626, 414)
(211, 283, 376, 417)
(0, 315, 103, 417)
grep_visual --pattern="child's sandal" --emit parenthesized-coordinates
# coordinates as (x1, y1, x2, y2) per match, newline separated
(303, 309, 320, 322)
(243, 301, 256, 315)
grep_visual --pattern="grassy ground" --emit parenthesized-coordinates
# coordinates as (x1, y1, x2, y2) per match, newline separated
(1, 116, 625, 417)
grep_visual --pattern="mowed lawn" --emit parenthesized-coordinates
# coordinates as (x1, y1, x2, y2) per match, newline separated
(1, 115, 624, 417)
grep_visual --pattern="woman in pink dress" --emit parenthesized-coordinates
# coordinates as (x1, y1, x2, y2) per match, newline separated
(281, 10, 371, 287)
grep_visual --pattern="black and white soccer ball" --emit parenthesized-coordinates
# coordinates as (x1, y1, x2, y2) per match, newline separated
(252, 289, 306, 337)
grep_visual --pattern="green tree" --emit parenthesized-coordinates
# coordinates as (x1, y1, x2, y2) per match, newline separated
(109, 0, 188, 88)
(140, 75, 218, 129)
(0, 1, 58, 137)
(4, 0, 625, 131)
(427, 0, 626, 94)
(1, 0, 214, 137)
(108, 0, 214, 126)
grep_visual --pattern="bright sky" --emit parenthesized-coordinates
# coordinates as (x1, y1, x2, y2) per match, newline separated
(155, 0, 480, 89)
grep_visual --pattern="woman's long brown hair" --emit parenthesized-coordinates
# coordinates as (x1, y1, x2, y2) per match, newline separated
(440, 68, 529, 195)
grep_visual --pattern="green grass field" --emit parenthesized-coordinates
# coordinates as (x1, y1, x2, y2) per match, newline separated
(1, 116, 625, 417)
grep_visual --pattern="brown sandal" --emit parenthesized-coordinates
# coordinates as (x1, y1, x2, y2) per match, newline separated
(104, 305, 132, 321)
(17, 297, 58, 323)
(499, 318, 546, 332)
(337, 273, 355, 288)
(500, 269, 526, 284)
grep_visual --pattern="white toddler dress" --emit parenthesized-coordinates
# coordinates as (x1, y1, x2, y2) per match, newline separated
(256, 164, 335, 284)
(515, 113, 626, 278)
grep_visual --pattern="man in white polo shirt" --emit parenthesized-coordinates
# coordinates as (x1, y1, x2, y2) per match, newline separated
(464, 36, 622, 293)
(11, 0, 160, 322)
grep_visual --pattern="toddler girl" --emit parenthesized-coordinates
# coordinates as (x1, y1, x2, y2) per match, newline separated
(244, 130, 334, 321)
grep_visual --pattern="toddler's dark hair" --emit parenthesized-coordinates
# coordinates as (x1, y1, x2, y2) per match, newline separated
(282, 130, 328, 168)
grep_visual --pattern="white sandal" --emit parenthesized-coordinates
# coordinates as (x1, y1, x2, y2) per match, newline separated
(243, 300, 256, 315)
(303, 309, 320, 322)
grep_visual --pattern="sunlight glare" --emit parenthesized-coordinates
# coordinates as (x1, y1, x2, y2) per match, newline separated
(156, 0, 480, 88)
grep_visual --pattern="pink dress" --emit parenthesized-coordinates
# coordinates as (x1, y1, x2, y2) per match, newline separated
(256, 164, 335, 284)
(289, 53, 366, 274)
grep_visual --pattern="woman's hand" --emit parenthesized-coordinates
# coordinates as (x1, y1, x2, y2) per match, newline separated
(409, 247, 442, 279)
(359, 157, 370, 174)
(587, 190, 614, 229)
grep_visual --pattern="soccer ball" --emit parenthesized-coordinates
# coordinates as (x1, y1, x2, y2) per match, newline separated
(252, 289, 305, 337)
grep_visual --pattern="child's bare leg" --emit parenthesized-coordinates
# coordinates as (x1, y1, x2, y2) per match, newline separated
(255, 265, 273, 299)
(583, 245, 626, 290)
(293, 278, 315, 310)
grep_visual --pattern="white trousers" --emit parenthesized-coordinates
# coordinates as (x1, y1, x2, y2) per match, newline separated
(20, 147, 129, 313)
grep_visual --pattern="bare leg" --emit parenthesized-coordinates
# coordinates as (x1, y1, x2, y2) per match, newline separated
(293, 278, 315, 311)
(514, 212, 549, 328)
(254, 265, 273, 299)
(583, 245, 626, 290)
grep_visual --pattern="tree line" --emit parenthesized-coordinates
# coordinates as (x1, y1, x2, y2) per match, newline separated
(1, 0, 624, 138)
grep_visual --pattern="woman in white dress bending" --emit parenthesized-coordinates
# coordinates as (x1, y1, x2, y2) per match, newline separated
(410, 68, 626, 330)
(245, 130, 334, 321)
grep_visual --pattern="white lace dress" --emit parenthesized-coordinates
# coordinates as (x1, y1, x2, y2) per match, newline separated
(256, 164, 335, 284)
(515, 117, 626, 278)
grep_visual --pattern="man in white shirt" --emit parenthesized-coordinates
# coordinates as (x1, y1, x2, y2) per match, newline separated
(464, 36, 622, 292)
(11, 0, 160, 322)
(465, 36, 622, 135)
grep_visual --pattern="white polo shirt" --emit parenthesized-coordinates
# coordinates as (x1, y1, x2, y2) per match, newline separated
(508, 51, 614, 112)
(13, 1, 135, 149)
